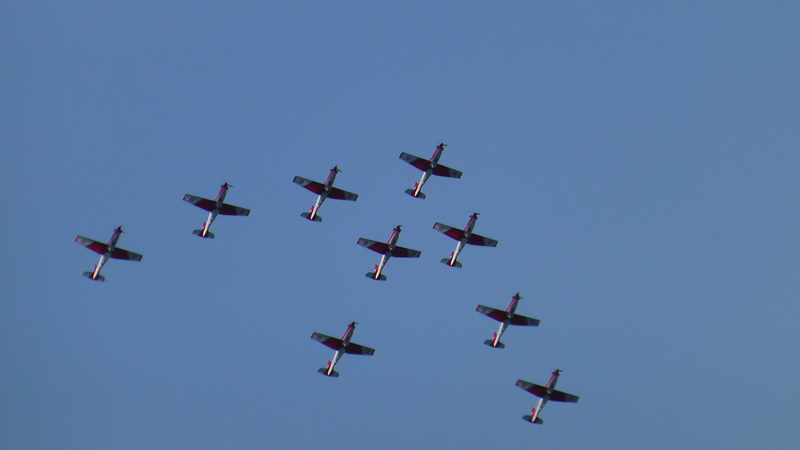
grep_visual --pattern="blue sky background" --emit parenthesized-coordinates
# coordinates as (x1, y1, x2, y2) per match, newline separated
(2, 2, 799, 449)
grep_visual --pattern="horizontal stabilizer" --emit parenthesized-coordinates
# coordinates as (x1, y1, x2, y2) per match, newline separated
(301, 212, 322, 222)
(192, 229, 215, 239)
(484, 339, 505, 349)
(366, 272, 387, 281)
(441, 258, 462, 268)
(523, 415, 543, 424)
(404, 188, 426, 199)
(317, 368, 339, 377)
(82, 271, 105, 282)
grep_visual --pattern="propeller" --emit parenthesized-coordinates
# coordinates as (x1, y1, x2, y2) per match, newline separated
(222, 182, 233, 188)
(333, 166, 341, 173)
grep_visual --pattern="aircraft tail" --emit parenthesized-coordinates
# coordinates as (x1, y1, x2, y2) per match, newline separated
(523, 414, 543, 424)
(82, 270, 105, 282)
(404, 187, 426, 199)
(192, 229, 215, 239)
(441, 257, 462, 268)
(366, 272, 387, 281)
(301, 212, 322, 222)
(483, 339, 505, 349)
(317, 368, 339, 377)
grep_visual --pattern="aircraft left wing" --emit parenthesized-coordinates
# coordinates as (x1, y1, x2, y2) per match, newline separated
(75, 236, 109, 255)
(293, 176, 325, 194)
(327, 187, 358, 201)
(510, 314, 540, 326)
(433, 223, 465, 241)
(311, 332, 343, 350)
(516, 380, 549, 398)
(467, 233, 498, 247)
(399, 152, 431, 172)
(357, 238, 390, 254)
(392, 246, 421, 258)
(432, 164, 463, 178)
(219, 203, 251, 216)
(476, 305, 508, 322)
(345, 342, 376, 355)
(110, 247, 143, 261)
(183, 194, 216, 212)
(549, 389, 580, 403)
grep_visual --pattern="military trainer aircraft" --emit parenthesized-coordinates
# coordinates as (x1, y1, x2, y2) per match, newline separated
(357, 225, 422, 280)
(433, 212, 498, 268)
(183, 182, 250, 238)
(311, 321, 375, 377)
(516, 369, 579, 424)
(476, 293, 540, 348)
(293, 166, 358, 222)
(399, 143, 462, 199)
(75, 226, 143, 281)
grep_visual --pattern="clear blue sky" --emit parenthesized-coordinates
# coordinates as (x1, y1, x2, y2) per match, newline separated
(2, 2, 799, 449)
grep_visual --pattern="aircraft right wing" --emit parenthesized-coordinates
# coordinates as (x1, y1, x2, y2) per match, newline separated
(345, 342, 376, 355)
(433, 223, 465, 241)
(467, 233, 498, 247)
(75, 236, 108, 255)
(392, 246, 421, 258)
(327, 187, 358, 201)
(516, 380, 549, 398)
(432, 164, 463, 178)
(399, 152, 431, 172)
(509, 313, 540, 326)
(293, 176, 325, 194)
(183, 194, 216, 212)
(311, 332, 343, 350)
(219, 203, 251, 216)
(110, 247, 143, 261)
(357, 238, 390, 254)
(549, 389, 580, 403)
(476, 305, 509, 322)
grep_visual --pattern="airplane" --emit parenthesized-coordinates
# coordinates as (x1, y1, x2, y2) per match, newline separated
(476, 293, 540, 348)
(74, 226, 143, 281)
(357, 225, 421, 281)
(311, 321, 375, 377)
(183, 182, 250, 238)
(293, 166, 358, 222)
(433, 212, 498, 268)
(516, 369, 579, 424)
(399, 143, 462, 199)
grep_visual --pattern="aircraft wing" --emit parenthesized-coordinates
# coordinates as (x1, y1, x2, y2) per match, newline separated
(399, 152, 431, 172)
(110, 247, 143, 261)
(357, 238, 390, 254)
(327, 187, 358, 201)
(476, 305, 509, 322)
(219, 203, 251, 216)
(293, 176, 325, 194)
(311, 332, 343, 351)
(183, 194, 216, 212)
(75, 236, 108, 255)
(510, 313, 540, 326)
(345, 342, 375, 355)
(516, 380, 549, 398)
(433, 223, 465, 241)
(432, 163, 463, 178)
(549, 389, 580, 403)
(467, 233, 498, 247)
(392, 246, 421, 258)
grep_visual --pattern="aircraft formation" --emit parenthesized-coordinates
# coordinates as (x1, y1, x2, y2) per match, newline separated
(74, 143, 578, 425)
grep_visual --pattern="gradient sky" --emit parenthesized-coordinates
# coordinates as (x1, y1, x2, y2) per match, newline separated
(2, 2, 799, 449)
